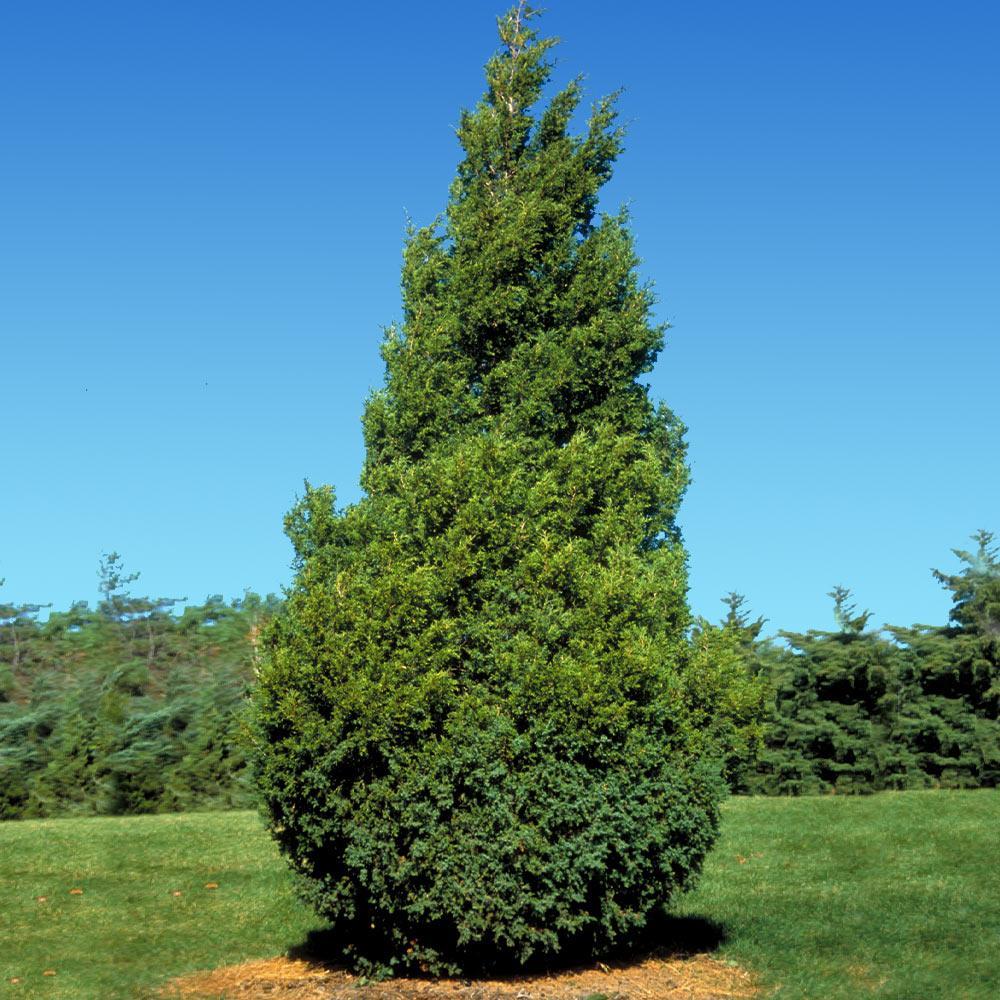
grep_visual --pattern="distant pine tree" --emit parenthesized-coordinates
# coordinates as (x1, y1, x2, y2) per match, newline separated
(750, 588, 898, 794)
(688, 594, 769, 792)
(887, 532, 1000, 787)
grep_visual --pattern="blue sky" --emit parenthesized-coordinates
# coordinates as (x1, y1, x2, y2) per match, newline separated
(2, 1, 997, 635)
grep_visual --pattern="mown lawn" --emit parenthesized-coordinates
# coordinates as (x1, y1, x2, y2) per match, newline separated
(0, 810, 321, 999)
(1, 791, 997, 999)
(674, 790, 1000, 999)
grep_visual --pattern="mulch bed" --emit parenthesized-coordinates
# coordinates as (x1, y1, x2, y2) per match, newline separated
(162, 952, 758, 999)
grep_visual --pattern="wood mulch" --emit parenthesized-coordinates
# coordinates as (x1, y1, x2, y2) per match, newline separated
(161, 952, 758, 999)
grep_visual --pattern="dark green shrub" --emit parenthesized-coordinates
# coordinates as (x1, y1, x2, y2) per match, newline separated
(251, 6, 747, 977)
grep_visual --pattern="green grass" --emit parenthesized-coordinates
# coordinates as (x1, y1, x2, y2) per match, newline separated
(678, 789, 1000, 999)
(0, 811, 323, 999)
(1, 791, 997, 998)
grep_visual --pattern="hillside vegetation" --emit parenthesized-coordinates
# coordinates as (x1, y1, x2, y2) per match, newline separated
(0, 553, 279, 819)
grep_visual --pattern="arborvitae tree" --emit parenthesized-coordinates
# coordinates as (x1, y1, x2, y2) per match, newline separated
(252, 5, 755, 977)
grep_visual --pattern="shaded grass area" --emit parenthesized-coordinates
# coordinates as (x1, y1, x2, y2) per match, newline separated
(1, 791, 997, 998)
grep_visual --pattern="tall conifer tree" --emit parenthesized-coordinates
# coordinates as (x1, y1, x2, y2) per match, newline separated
(252, 5, 748, 975)
(749, 588, 896, 794)
(887, 531, 1000, 786)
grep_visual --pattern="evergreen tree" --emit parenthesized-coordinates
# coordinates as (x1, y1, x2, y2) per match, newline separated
(252, 4, 754, 976)
(0, 571, 273, 818)
(887, 531, 1000, 787)
(0, 580, 47, 679)
(0, 577, 48, 817)
(750, 588, 897, 794)
(720, 592, 769, 678)
(97, 551, 142, 620)
(97, 551, 183, 667)
(688, 594, 769, 792)
(930, 531, 1000, 720)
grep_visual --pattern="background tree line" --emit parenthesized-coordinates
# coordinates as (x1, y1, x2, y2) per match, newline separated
(718, 531, 999, 793)
(1, 533, 996, 819)
(0, 553, 279, 819)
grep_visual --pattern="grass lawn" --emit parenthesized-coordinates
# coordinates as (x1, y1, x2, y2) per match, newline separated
(675, 790, 1000, 999)
(0, 811, 321, 999)
(1, 790, 997, 999)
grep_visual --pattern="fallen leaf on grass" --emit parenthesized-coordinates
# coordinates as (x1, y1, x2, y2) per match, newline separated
(203, 882, 219, 890)
(36, 896, 47, 903)
(69, 888, 84, 895)
(9, 977, 20, 984)
(736, 854, 748, 864)
(43, 970, 56, 976)
(171, 890, 183, 897)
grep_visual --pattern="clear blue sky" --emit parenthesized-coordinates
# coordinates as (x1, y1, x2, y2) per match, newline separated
(2, 1, 997, 635)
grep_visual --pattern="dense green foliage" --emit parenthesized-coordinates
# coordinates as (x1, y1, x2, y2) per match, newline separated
(4, 793, 997, 999)
(741, 532, 1000, 794)
(250, 4, 756, 977)
(0, 556, 278, 820)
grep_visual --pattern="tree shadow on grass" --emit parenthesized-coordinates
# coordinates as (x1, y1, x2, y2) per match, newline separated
(288, 910, 727, 980)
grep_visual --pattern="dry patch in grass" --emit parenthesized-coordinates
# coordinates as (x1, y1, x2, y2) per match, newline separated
(162, 952, 757, 999)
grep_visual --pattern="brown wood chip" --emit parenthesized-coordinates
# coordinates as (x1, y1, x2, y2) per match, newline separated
(161, 952, 758, 999)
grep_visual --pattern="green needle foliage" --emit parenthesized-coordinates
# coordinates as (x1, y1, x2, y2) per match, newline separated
(885, 530, 1000, 787)
(745, 536, 1000, 794)
(251, 3, 752, 978)
(0, 566, 278, 820)
(749, 588, 900, 795)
